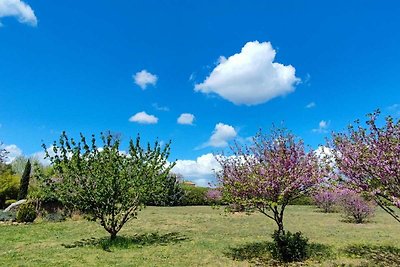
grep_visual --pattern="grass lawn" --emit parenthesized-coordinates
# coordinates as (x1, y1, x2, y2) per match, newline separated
(1, 206, 399, 266)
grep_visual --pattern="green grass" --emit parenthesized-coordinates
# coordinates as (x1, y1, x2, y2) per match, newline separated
(1, 206, 399, 266)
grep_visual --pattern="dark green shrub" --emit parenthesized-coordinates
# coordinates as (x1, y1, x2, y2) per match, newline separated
(270, 230, 309, 262)
(0, 211, 16, 222)
(290, 195, 314, 205)
(16, 202, 37, 223)
(181, 185, 209, 205)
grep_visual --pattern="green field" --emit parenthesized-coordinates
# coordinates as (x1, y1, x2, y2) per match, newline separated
(1, 206, 399, 266)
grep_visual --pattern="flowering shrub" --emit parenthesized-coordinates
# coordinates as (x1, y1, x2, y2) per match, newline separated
(338, 190, 375, 224)
(205, 189, 222, 205)
(313, 190, 339, 213)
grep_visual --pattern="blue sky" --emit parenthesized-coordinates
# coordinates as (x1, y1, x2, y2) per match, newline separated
(1, 0, 400, 186)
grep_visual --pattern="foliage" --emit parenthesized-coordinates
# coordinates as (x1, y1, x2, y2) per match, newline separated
(145, 173, 184, 206)
(217, 128, 327, 235)
(11, 155, 28, 176)
(16, 201, 37, 223)
(39, 132, 174, 239)
(181, 185, 209, 205)
(313, 189, 339, 213)
(331, 110, 400, 222)
(338, 189, 375, 223)
(205, 188, 223, 205)
(0, 211, 16, 222)
(270, 230, 309, 262)
(18, 160, 31, 200)
(0, 171, 19, 208)
(0, 141, 8, 165)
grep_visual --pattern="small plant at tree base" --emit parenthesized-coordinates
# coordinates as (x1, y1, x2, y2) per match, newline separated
(270, 230, 309, 262)
(16, 202, 37, 223)
(39, 132, 174, 240)
(338, 190, 375, 224)
(18, 160, 31, 200)
(313, 189, 339, 213)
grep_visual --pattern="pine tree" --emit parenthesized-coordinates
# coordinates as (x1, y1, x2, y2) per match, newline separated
(18, 160, 31, 200)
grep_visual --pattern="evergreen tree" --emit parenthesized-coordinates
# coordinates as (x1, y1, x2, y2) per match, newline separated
(18, 160, 31, 200)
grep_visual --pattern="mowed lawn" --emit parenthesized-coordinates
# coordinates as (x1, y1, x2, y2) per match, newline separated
(1, 206, 399, 266)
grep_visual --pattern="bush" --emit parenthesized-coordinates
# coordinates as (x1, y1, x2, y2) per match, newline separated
(270, 230, 309, 262)
(338, 190, 375, 223)
(205, 189, 223, 205)
(313, 190, 339, 212)
(290, 195, 314, 205)
(0, 211, 16, 222)
(181, 185, 209, 205)
(16, 202, 37, 223)
(0, 172, 20, 209)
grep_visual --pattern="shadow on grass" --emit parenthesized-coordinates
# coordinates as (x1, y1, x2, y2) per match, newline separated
(343, 244, 400, 266)
(225, 241, 334, 266)
(62, 232, 188, 251)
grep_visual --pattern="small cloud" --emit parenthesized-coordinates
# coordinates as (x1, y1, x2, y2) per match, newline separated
(0, 0, 37, 27)
(189, 72, 196, 81)
(129, 111, 158, 124)
(152, 103, 169, 112)
(195, 41, 300, 106)
(177, 113, 195, 125)
(133, 70, 158, 89)
(200, 123, 237, 148)
(306, 102, 316, 109)
(312, 120, 330, 134)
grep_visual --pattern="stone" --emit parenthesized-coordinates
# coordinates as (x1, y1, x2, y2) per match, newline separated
(4, 199, 27, 212)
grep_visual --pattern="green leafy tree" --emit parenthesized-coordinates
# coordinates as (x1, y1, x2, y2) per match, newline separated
(40, 132, 174, 239)
(146, 173, 184, 206)
(18, 160, 31, 200)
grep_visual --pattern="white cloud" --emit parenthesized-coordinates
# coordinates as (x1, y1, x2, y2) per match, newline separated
(172, 153, 221, 186)
(306, 102, 316, 108)
(133, 70, 158, 89)
(129, 111, 158, 124)
(2, 144, 23, 164)
(201, 123, 237, 148)
(0, 0, 37, 26)
(195, 41, 300, 105)
(177, 113, 195, 125)
(312, 120, 330, 133)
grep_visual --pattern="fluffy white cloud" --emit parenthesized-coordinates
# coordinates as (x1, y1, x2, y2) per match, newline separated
(172, 153, 222, 186)
(129, 111, 158, 124)
(2, 144, 23, 163)
(133, 70, 158, 89)
(195, 41, 299, 105)
(313, 120, 330, 133)
(306, 102, 316, 108)
(177, 113, 195, 125)
(201, 123, 237, 148)
(0, 0, 37, 26)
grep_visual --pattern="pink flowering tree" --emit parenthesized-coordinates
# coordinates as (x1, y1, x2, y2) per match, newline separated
(331, 110, 400, 222)
(217, 129, 327, 235)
